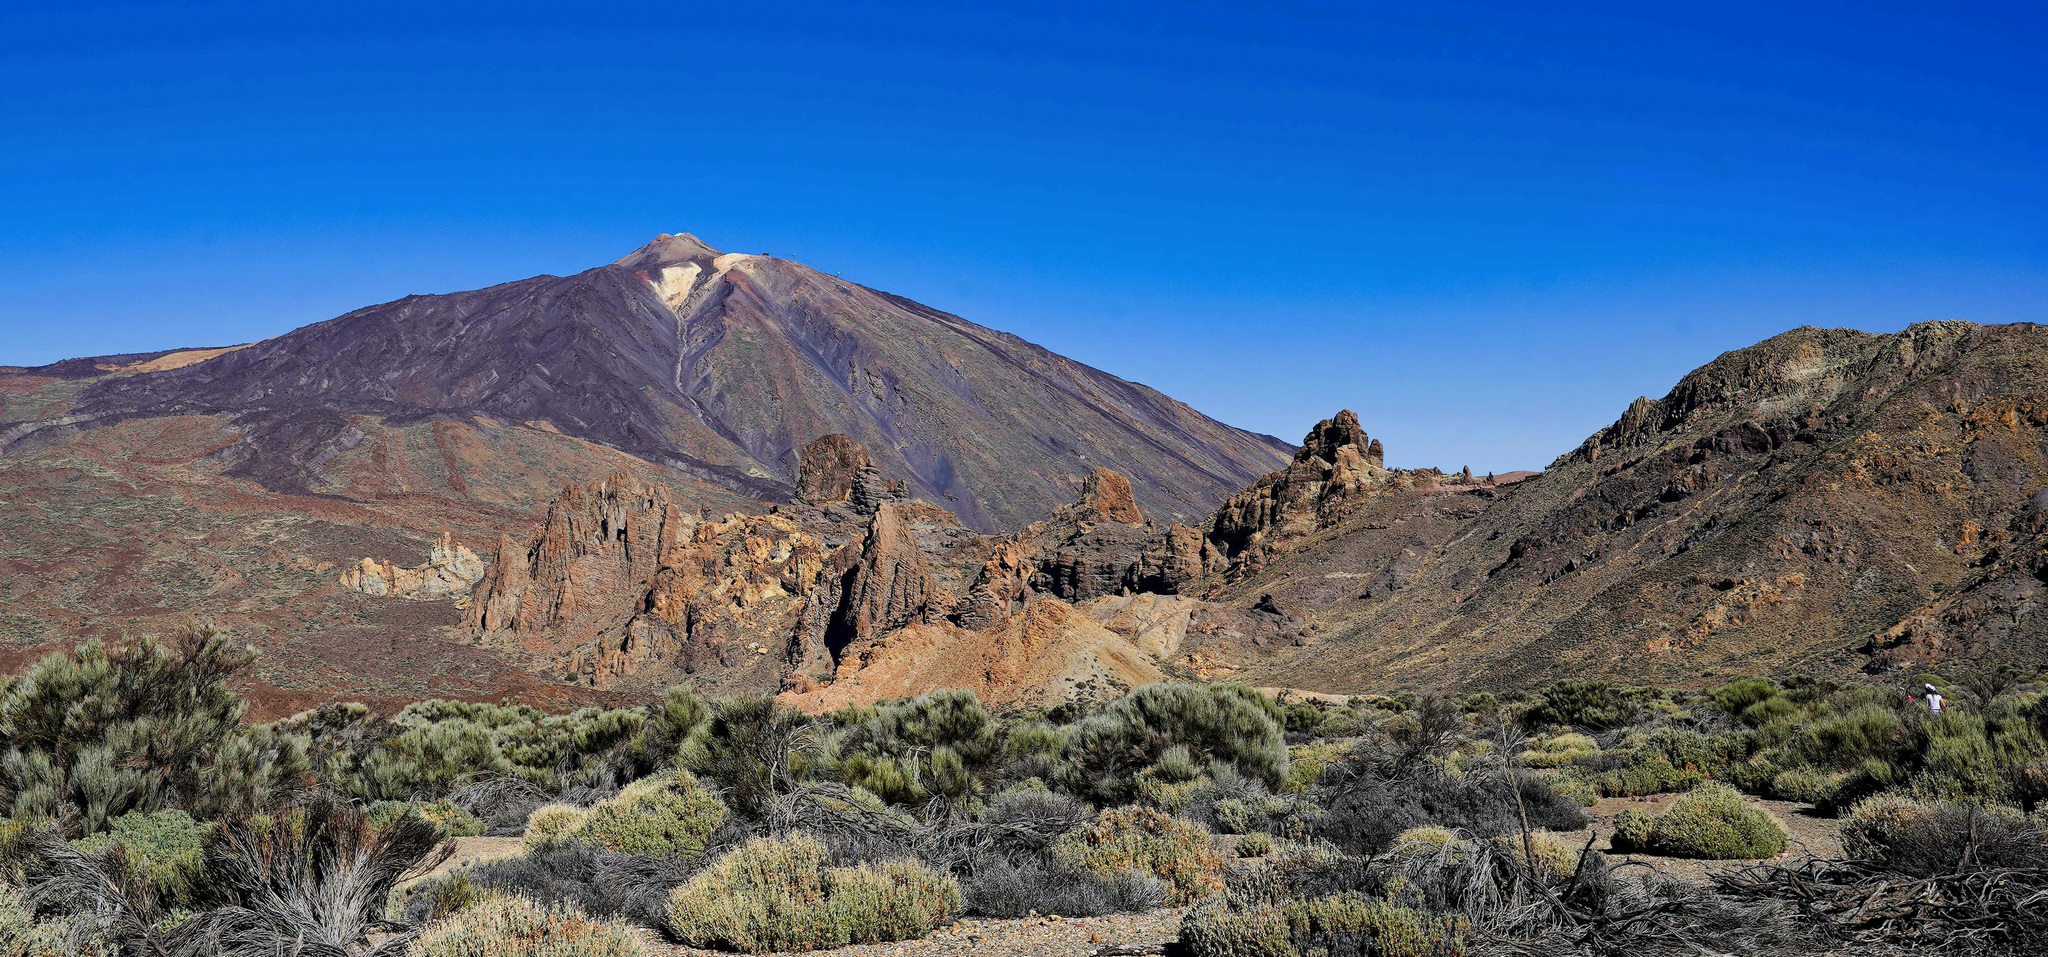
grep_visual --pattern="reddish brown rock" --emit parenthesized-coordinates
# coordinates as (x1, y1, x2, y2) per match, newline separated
(1203, 410, 1395, 576)
(794, 434, 869, 505)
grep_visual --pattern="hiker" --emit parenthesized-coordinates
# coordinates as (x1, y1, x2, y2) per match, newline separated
(1922, 683, 1944, 715)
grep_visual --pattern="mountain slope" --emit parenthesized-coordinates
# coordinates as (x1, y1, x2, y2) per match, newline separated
(58, 233, 1291, 531)
(1212, 321, 2048, 692)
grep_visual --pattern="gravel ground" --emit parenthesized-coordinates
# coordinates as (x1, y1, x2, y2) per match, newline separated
(651, 908, 1187, 957)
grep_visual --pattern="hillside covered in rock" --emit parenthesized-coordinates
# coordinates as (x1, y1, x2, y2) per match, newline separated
(1228, 321, 2048, 692)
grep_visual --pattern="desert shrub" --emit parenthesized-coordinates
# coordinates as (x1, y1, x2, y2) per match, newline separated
(413, 892, 647, 957)
(355, 718, 511, 801)
(1180, 892, 1468, 957)
(1910, 709, 2046, 803)
(1520, 733, 1597, 769)
(1237, 832, 1276, 857)
(1709, 678, 1780, 719)
(1058, 683, 1288, 803)
(1314, 757, 1586, 856)
(1587, 752, 1703, 797)
(1283, 741, 1354, 793)
(824, 690, 1002, 807)
(1639, 784, 1786, 859)
(956, 858, 1166, 918)
(0, 629, 307, 834)
(0, 881, 102, 957)
(1525, 680, 1655, 731)
(1543, 769, 1598, 807)
(366, 800, 484, 839)
(1610, 809, 1655, 851)
(522, 804, 585, 852)
(681, 697, 813, 820)
(1841, 794, 2048, 876)
(464, 842, 691, 924)
(1052, 806, 1225, 905)
(391, 870, 484, 925)
(1722, 753, 1783, 794)
(1782, 704, 1907, 770)
(564, 773, 726, 858)
(663, 833, 957, 952)
(69, 809, 209, 906)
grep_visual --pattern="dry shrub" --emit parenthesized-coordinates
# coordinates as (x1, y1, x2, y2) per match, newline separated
(411, 893, 647, 957)
(1053, 805, 1226, 905)
(0, 881, 102, 957)
(1181, 892, 1468, 957)
(663, 833, 957, 953)
(563, 773, 725, 858)
(521, 804, 585, 852)
(1841, 794, 2047, 876)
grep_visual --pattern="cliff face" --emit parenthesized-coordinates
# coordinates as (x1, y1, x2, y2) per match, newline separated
(47, 233, 1290, 531)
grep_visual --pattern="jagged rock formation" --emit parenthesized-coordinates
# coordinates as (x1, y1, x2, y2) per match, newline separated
(464, 436, 1260, 701)
(41, 233, 1289, 531)
(794, 434, 868, 505)
(1203, 409, 1419, 577)
(339, 533, 486, 603)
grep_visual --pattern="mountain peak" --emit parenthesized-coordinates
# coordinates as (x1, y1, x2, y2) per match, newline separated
(615, 232, 724, 270)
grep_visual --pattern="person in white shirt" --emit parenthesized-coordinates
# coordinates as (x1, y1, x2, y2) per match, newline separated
(1923, 684, 1944, 715)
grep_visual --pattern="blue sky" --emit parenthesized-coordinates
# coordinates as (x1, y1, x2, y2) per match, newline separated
(2, 1, 2043, 472)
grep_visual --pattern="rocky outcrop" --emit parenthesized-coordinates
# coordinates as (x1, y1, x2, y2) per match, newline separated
(1204, 410, 1396, 576)
(794, 434, 868, 505)
(1063, 468, 1146, 524)
(339, 532, 486, 602)
(828, 503, 948, 652)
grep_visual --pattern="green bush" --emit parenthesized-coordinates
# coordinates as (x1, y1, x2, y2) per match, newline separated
(1284, 742, 1353, 793)
(413, 892, 647, 957)
(1180, 892, 1468, 957)
(1910, 710, 2046, 803)
(1052, 805, 1226, 905)
(1059, 683, 1289, 802)
(1783, 704, 1906, 770)
(681, 696, 812, 819)
(1526, 680, 1657, 731)
(825, 690, 1002, 806)
(1590, 754, 1702, 797)
(1710, 678, 1780, 719)
(564, 772, 726, 857)
(522, 804, 585, 852)
(1521, 733, 1597, 769)
(0, 629, 307, 833)
(1610, 809, 1655, 852)
(365, 800, 483, 839)
(1640, 784, 1787, 859)
(663, 833, 958, 952)
(69, 808, 210, 906)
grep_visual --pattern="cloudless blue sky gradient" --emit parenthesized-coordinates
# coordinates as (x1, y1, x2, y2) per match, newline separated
(2, 0, 2044, 472)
